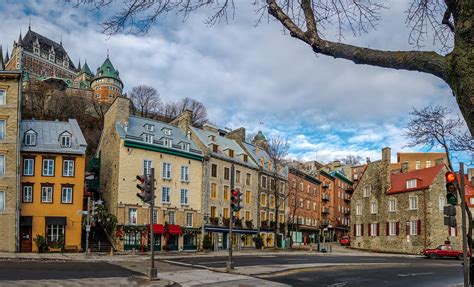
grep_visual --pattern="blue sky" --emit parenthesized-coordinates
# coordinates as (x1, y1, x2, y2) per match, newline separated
(1, 0, 471, 167)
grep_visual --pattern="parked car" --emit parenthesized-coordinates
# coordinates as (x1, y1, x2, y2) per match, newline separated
(422, 244, 471, 260)
(339, 236, 350, 246)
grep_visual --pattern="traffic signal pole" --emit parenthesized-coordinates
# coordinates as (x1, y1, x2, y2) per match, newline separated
(227, 163, 235, 272)
(459, 163, 468, 286)
(149, 168, 157, 279)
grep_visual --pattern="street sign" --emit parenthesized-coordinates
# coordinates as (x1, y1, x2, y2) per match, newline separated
(77, 210, 88, 215)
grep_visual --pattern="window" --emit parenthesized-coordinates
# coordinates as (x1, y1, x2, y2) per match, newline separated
(300, 182, 303, 192)
(23, 158, 34, 176)
(371, 202, 377, 214)
(224, 167, 230, 180)
(153, 209, 158, 224)
(299, 198, 303, 208)
(162, 163, 171, 179)
(60, 134, 71, 148)
(0, 155, 4, 176)
(143, 160, 152, 176)
(363, 186, 371, 197)
(439, 197, 446, 211)
(224, 186, 229, 200)
(23, 185, 33, 202)
(212, 144, 218, 153)
(211, 183, 217, 199)
(388, 199, 396, 212)
(313, 202, 317, 211)
(161, 187, 171, 204)
(406, 179, 417, 189)
(246, 190, 251, 204)
(305, 200, 310, 210)
(245, 211, 251, 221)
(46, 225, 64, 243)
(162, 138, 172, 147)
(261, 194, 267, 206)
(0, 120, 5, 140)
(260, 211, 266, 221)
(163, 128, 171, 135)
(25, 131, 37, 146)
(182, 142, 190, 152)
(370, 223, 377, 236)
(223, 207, 229, 219)
(211, 164, 217, 177)
(145, 124, 154, 132)
(61, 186, 73, 203)
(415, 160, 421, 170)
(426, 160, 432, 168)
(409, 196, 418, 210)
(355, 224, 362, 237)
(169, 211, 175, 224)
(42, 159, 54, 176)
(41, 186, 53, 203)
(410, 220, 418, 235)
(180, 189, 188, 205)
(243, 154, 248, 162)
(449, 227, 456, 237)
(470, 198, 474, 205)
(143, 134, 153, 144)
(356, 203, 362, 215)
(246, 173, 251, 185)
(269, 195, 275, 208)
(228, 149, 234, 157)
(210, 206, 217, 218)
(389, 222, 396, 236)
(186, 213, 193, 227)
(0, 89, 5, 105)
(236, 170, 241, 183)
(261, 176, 267, 188)
(63, 159, 74, 177)
(181, 166, 189, 181)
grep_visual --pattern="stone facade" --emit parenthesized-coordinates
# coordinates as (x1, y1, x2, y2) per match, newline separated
(0, 71, 21, 252)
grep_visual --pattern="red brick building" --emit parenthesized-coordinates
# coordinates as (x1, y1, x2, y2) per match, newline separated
(329, 170, 353, 240)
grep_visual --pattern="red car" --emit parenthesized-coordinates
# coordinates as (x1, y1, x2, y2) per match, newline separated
(422, 244, 471, 260)
(339, 236, 350, 246)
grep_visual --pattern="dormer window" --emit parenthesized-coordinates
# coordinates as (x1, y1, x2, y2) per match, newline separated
(243, 154, 248, 162)
(260, 158, 264, 166)
(212, 144, 219, 153)
(228, 149, 234, 158)
(255, 147, 259, 155)
(49, 54, 54, 61)
(143, 134, 153, 144)
(25, 130, 37, 146)
(406, 179, 417, 189)
(163, 128, 171, 135)
(209, 135, 216, 141)
(163, 138, 172, 148)
(144, 124, 154, 132)
(60, 132, 72, 148)
(182, 142, 190, 152)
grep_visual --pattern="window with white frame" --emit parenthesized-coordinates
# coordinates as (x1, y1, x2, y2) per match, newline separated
(182, 142, 190, 152)
(0, 120, 5, 140)
(439, 197, 446, 211)
(470, 198, 474, 205)
(186, 213, 193, 227)
(0, 155, 4, 176)
(363, 186, 371, 197)
(63, 159, 74, 177)
(449, 227, 456, 236)
(46, 225, 64, 243)
(128, 208, 137, 224)
(145, 124, 154, 132)
(307, 200, 310, 210)
(41, 186, 53, 203)
(143, 133, 153, 144)
(23, 185, 33, 202)
(0, 89, 5, 105)
(181, 166, 189, 181)
(313, 202, 317, 211)
(356, 224, 362, 236)
(261, 176, 267, 188)
(169, 211, 175, 224)
(388, 199, 396, 212)
(426, 160, 432, 168)
(153, 208, 158, 224)
(389, 222, 396, 236)
(162, 187, 171, 204)
(24, 131, 36, 146)
(162, 163, 171, 179)
(370, 201, 377, 214)
(143, 160, 152, 175)
(409, 196, 418, 210)
(356, 203, 362, 215)
(181, 189, 188, 205)
(299, 198, 303, 208)
(410, 220, 418, 235)
(406, 179, 417, 189)
(61, 186, 73, 203)
(60, 133, 71, 148)
(163, 128, 171, 135)
(162, 138, 172, 147)
(370, 223, 377, 236)
(23, 158, 34, 176)
(415, 160, 421, 170)
(42, 159, 54, 176)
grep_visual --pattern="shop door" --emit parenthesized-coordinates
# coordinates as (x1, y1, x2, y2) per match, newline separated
(20, 226, 32, 252)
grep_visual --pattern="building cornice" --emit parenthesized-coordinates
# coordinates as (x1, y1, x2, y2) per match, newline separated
(124, 140, 203, 161)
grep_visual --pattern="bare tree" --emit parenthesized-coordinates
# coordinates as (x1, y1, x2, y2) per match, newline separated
(128, 85, 162, 118)
(404, 105, 474, 249)
(67, 0, 473, 135)
(338, 155, 363, 166)
(22, 80, 53, 120)
(163, 97, 209, 127)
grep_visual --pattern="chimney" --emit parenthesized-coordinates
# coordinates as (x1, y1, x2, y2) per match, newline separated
(202, 123, 219, 133)
(170, 109, 192, 130)
(401, 161, 408, 173)
(382, 147, 391, 163)
(225, 127, 246, 143)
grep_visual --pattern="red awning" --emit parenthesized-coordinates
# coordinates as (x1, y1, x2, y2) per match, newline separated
(168, 225, 182, 235)
(149, 224, 165, 234)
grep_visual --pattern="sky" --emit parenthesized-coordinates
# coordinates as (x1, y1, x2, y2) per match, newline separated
(0, 0, 471, 168)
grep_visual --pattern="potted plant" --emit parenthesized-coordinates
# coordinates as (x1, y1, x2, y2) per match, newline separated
(48, 236, 64, 252)
(34, 235, 48, 253)
(245, 220, 253, 229)
(222, 218, 230, 227)
(235, 218, 243, 228)
(210, 217, 219, 226)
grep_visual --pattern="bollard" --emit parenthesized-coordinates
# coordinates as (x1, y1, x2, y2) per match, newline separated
(87, 248, 91, 255)
(132, 248, 136, 256)
(109, 247, 114, 256)
(329, 245, 332, 253)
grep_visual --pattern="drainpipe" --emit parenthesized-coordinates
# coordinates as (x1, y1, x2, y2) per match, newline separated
(15, 72, 22, 253)
(201, 157, 209, 250)
(423, 189, 427, 250)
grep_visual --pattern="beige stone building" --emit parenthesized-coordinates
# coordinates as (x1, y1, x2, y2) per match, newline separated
(350, 148, 461, 254)
(0, 70, 21, 252)
(98, 97, 204, 251)
(392, 152, 448, 172)
(173, 120, 260, 250)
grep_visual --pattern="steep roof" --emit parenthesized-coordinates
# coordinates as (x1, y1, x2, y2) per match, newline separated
(242, 141, 288, 178)
(330, 170, 353, 185)
(20, 119, 87, 155)
(80, 61, 93, 76)
(254, 130, 266, 141)
(387, 164, 445, 194)
(94, 57, 121, 83)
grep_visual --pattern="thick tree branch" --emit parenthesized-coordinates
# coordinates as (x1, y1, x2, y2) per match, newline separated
(442, 0, 455, 32)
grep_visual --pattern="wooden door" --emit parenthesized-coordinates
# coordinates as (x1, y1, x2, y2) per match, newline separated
(20, 227, 32, 252)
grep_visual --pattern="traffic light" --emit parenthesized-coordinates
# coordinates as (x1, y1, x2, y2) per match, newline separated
(443, 205, 457, 227)
(230, 189, 242, 212)
(445, 171, 458, 205)
(136, 174, 152, 203)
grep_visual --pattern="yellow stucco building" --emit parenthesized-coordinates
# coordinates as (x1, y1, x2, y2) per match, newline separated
(19, 119, 87, 252)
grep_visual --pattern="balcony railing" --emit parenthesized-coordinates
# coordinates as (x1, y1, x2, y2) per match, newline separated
(322, 194, 330, 201)
(322, 207, 330, 214)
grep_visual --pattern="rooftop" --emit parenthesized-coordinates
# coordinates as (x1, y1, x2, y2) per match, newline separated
(387, 164, 445, 194)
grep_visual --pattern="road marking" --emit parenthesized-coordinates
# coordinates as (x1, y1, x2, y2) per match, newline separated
(202, 261, 227, 265)
(328, 283, 348, 287)
(260, 255, 277, 258)
(285, 258, 309, 261)
(397, 272, 434, 277)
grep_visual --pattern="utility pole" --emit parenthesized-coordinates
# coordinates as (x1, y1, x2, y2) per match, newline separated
(149, 168, 157, 279)
(460, 163, 468, 286)
(85, 196, 91, 257)
(227, 163, 235, 272)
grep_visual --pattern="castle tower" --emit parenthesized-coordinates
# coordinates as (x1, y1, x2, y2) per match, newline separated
(90, 56, 123, 104)
(252, 130, 268, 148)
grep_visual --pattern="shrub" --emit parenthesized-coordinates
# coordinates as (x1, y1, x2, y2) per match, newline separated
(203, 234, 212, 250)
(34, 235, 48, 253)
